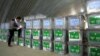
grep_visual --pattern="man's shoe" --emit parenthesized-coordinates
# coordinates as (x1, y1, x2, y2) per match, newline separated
(8, 45, 13, 47)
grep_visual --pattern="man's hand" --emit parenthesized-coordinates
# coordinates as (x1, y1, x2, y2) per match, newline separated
(17, 25, 23, 30)
(19, 25, 23, 28)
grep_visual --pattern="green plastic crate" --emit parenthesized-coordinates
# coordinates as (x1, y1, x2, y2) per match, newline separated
(69, 45, 81, 53)
(25, 29, 31, 48)
(2, 30, 8, 42)
(0, 29, 3, 41)
(43, 41, 51, 51)
(54, 29, 63, 37)
(25, 29, 31, 37)
(43, 29, 51, 40)
(32, 30, 40, 36)
(32, 40, 40, 49)
(89, 16, 100, 25)
(54, 42, 64, 54)
(18, 38, 24, 46)
(89, 47, 100, 56)
(32, 29, 40, 39)
(68, 45, 82, 56)
(54, 29, 64, 41)
(25, 38, 31, 47)
(69, 31, 80, 39)
(89, 32, 100, 42)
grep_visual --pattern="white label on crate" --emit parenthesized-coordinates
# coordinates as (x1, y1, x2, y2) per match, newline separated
(43, 37, 50, 40)
(43, 48, 47, 51)
(32, 47, 37, 49)
(3, 40, 6, 42)
(69, 39, 81, 41)
(14, 42, 17, 44)
(33, 36, 39, 39)
(55, 38, 62, 41)
(43, 37, 46, 39)
(95, 26, 100, 28)
(20, 43, 23, 46)
(32, 47, 35, 49)
(27, 45, 30, 48)
(50, 43, 51, 47)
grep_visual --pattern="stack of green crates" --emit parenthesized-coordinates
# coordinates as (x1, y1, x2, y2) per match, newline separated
(0, 29, 3, 41)
(42, 29, 51, 51)
(54, 29, 65, 54)
(18, 29, 24, 46)
(68, 30, 82, 56)
(2, 30, 8, 42)
(25, 29, 31, 48)
(14, 31, 18, 44)
(32, 29, 41, 49)
(0, 29, 2, 41)
(18, 38, 24, 46)
(88, 31, 100, 56)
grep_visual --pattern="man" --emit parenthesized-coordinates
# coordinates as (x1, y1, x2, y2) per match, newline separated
(8, 16, 23, 47)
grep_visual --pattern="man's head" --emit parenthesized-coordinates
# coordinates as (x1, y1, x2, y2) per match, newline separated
(16, 16, 22, 22)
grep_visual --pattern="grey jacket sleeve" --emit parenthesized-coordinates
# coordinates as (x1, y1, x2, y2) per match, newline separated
(9, 21, 17, 29)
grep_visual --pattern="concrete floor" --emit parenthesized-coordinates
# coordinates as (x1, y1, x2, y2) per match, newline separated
(0, 41, 67, 56)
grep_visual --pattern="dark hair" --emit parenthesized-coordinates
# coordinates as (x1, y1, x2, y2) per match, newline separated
(11, 19, 15, 21)
(16, 16, 22, 20)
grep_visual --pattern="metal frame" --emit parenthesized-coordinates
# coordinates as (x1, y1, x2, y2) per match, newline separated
(67, 15, 85, 30)
(53, 17, 68, 54)
(54, 17, 67, 29)
(25, 29, 32, 48)
(25, 19, 33, 29)
(32, 18, 42, 50)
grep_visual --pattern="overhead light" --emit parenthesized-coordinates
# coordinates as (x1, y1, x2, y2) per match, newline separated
(80, 8, 84, 12)
(69, 7, 77, 15)
(70, 10, 76, 15)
